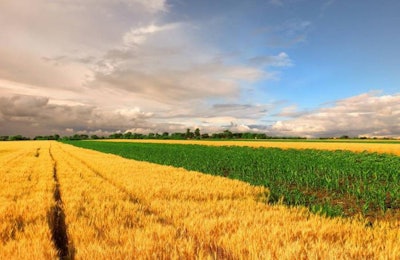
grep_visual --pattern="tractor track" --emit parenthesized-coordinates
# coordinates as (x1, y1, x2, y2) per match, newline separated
(48, 145, 73, 260)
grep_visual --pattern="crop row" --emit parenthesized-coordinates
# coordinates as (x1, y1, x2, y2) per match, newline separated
(68, 141, 400, 219)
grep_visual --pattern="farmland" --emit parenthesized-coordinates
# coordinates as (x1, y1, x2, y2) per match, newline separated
(68, 140, 400, 220)
(99, 138, 400, 156)
(1, 141, 399, 258)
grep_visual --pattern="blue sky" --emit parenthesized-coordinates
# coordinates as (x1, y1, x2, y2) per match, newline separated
(170, 0, 400, 104)
(0, 0, 399, 137)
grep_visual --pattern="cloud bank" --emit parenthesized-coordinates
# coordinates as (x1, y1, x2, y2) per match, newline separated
(1, 92, 399, 138)
(272, 93, 400, 138)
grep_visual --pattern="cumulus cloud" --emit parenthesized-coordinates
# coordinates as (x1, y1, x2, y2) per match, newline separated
(0, 95, 154, 136)
(272, 93, 400, 137)
(86, 20, 268, 104)
(155, 102, 271, 123)
(0, 94, 270, 137)
(2, 92, 399, 138)
(0, 0, 167, 91)
(92, 63, 245, 103)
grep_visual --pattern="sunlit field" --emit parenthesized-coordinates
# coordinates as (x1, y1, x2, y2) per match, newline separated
(1, 141, 399, 258)
(71, 140, 400, 220)
(100, 138, 400, 156)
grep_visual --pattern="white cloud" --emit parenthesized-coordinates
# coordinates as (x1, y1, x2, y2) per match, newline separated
(114, 108, 154, 118)
(272, 93, 400, 137)
(3, 92, 399, 138)
(128, 0, 168, 13)
(277, 105, 301, 117)
(123, 23, 179, 47)
(0, 0, 170, 98)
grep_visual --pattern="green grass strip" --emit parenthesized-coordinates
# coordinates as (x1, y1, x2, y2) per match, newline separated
(64, 141, 400, 219)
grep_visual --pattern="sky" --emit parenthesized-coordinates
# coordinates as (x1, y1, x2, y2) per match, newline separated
(0, 0, 399, 138)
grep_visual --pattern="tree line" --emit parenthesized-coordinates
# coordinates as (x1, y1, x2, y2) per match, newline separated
(0, 128, 307, 141)
(2, 129, 396, 141)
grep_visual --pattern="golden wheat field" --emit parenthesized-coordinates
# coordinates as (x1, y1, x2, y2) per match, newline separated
(102, 139, 400, 156)
(0, 141, 399, 259)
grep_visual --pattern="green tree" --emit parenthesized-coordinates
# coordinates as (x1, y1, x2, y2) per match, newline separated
(185, 128, 194, 139)
(222, 130, 233, 139)
(256, 133, 267, 139)
(242, 132, 256, 139)
(9, 135, 24, 141)
(124, 132, 133, 139)
(194, 128, 201, 139)
(109, 133, 123, 139)
(171, 132, 185, 139)
(201, 133, 209, 139)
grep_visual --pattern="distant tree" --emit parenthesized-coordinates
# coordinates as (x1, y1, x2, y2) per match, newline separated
(201, 133, 209, 139)
(194, 128, 201, 139)
(71, 134, 81, 140)
(185, 128, 194, 139)
(9, 135, 26, 141)
(34, 135, 60, 140)
(256, 133, 267, 139)
(123, 132, 133, 139)
(109, 133, 123, 139)
(233, 133, 243, 139)
(171, 132, 185, 139)
(91, 135, 99, 139)
(133, 133, 144, 139)
(242, 132, 255, 139)
(162, 132, 169, 139)
(211, 133, 220, 139)
(222, 130, 233, 139)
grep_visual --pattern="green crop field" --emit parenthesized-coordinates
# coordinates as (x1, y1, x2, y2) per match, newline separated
(65, 141, 400, 220)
